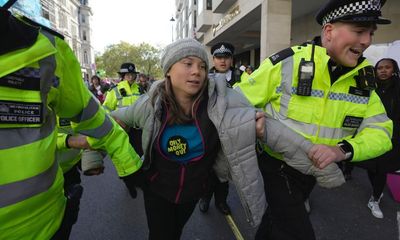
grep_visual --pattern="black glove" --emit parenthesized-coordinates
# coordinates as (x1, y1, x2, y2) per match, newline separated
(120, 173, 138, 199)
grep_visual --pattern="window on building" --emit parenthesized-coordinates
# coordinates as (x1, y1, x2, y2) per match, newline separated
(81, 0, 88, 5)
(206, 0, 212, 10)
(188, 12, 192, 29)
(194, 10, 197, 28)
(81, 14, 86, 23)
(84, 50, 88, 64)
(198, 0, 203, 14)
(83, 30, 87, 41)
(59, 11, 67, 29)
(194, 0, 197, 5)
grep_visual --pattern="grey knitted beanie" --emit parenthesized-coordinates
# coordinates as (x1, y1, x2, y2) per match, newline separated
(160, 38, 209, 75)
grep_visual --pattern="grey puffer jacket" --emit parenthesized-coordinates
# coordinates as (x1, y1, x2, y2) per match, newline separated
(112, 74, 266, 226)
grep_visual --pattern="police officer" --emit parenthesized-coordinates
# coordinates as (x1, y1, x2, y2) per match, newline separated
(0, 2, 142, 239)
(103, 62, 142, 112)
(197, 42, 239, 216)
(103, 62, 144, 156)
(236, 0, 393, 239)
(209, 42, 241, 88)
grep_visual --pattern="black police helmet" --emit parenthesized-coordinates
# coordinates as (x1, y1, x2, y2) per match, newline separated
(211, 42, 235, 57)
(118, 62, 139, 74)
(316, 0, 391, 25)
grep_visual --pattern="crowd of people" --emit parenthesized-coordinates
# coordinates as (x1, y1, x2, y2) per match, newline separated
(1, 0, 399, 240)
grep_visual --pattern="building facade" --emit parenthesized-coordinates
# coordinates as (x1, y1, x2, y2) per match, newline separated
(41, 0, 95, 81)
(175, 0, 400, 68)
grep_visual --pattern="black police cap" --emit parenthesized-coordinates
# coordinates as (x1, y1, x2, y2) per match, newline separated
(118, 62, 139, 74)
(211, 42, 235, 57)
(316, 0, 391, 25)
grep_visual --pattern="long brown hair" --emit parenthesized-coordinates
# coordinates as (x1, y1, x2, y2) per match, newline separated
(152, 76, 208, 124)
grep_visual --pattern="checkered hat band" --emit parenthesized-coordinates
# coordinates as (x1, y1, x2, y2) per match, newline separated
(322, 1, 381, 25)
(213, 48, 232, 55)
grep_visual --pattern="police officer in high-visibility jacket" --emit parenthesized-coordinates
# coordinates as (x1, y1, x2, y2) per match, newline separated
(236, 0, 393, 239)
(103, 62, 144, 156)
(0, 4, 141, 240)
(103, 62, 142, 112)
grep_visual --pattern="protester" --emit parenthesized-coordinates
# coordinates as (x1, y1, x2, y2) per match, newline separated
(138, 73, 151, 94)
(245, 65, 254, 75)
(356, 58, 400, 218)
(0, 3, 141, 240)
(236, 0, 393, 239)
(89, 75, 108, 103)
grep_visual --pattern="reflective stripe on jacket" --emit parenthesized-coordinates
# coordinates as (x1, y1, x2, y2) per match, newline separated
(237, 43, 392, 161)
(0, 17, 141, 240)
(103, 80, 141, 111)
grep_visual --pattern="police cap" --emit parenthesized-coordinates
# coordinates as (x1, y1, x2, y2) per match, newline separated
(316, 0, 391, 25)
(211, 42, 234, 57)
(118, 62, 139, 74)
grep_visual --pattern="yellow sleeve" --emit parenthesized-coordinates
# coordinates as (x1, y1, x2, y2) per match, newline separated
(52, 37, 141, 176)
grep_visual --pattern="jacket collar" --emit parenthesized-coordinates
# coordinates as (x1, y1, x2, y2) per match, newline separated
(0, 10, 39, 55)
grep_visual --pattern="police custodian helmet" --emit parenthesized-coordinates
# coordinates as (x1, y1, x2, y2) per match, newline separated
(211, 42, 235, 57)
(118, 62, 139, 74)
(316, 0, 391, 25)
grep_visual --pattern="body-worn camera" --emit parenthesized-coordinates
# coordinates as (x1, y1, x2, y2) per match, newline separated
(355, 66, 377, 91)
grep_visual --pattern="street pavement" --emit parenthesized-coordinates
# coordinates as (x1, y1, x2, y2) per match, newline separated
(70, 160, 400, 240)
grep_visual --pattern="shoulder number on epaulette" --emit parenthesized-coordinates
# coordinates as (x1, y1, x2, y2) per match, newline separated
(269, 48, 295, 65)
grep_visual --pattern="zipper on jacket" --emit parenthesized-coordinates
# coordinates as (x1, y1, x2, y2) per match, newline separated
(279, 165, 292, 195)
(175, 165, 186, 204)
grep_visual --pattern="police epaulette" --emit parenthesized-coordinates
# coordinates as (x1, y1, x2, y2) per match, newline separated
(269, 47, 294, 65)
(22, 16, 65, 40)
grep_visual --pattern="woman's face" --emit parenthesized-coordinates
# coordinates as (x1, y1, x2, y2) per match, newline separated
(168, 56, 207, 99)
(124, 73, 137, 84)
(376, 59, 394, 81)
(92, 77, 100, 85)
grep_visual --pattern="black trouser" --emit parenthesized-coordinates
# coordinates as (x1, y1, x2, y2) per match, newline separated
(367, 170, 386, 200)
(255, 152, 316, 240)
(51, 164, 83, 240)
(202, 171, 229, 204)
(144, 189, 197, 240)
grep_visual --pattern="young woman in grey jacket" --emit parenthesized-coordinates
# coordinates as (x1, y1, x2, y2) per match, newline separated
(111, 38, 341, 240)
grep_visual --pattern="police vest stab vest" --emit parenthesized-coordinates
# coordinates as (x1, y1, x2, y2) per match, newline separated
(0, 15, 141, 239)
(236, 43, 393, 161)
(103, 80, 141, 111)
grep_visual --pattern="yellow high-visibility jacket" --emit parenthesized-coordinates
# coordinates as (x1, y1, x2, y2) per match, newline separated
(103, 79, 141, 111)
(0, 13, 141, 240)
(236, 43, 392, 161)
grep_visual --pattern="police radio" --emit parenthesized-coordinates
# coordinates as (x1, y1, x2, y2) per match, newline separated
(354, 66, 377, 91)
(119, 88, 127, 97)
(297, 43, 315, 96)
